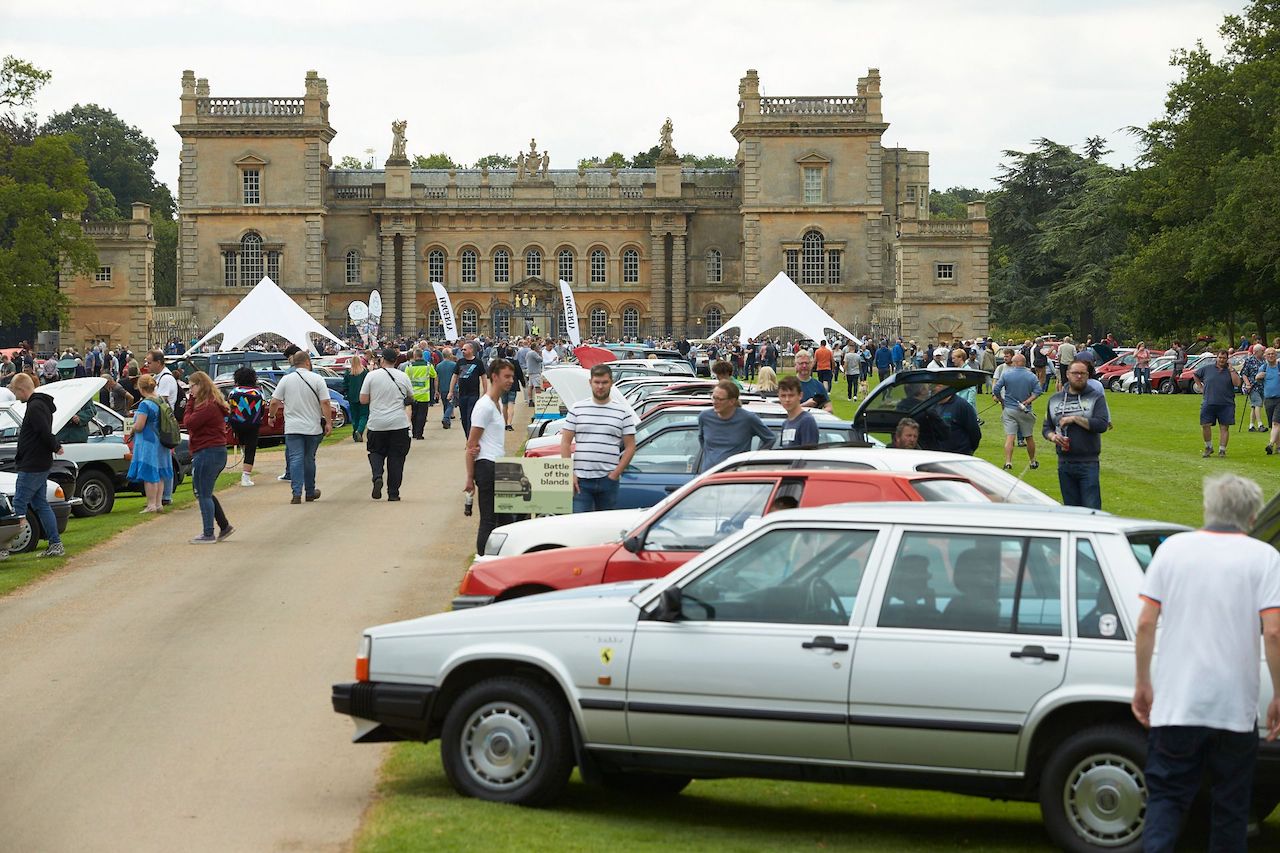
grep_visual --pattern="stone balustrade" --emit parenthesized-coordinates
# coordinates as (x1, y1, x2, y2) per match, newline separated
(81, 222, 133, 238)
(334, 186, 373, 200)
(197, 97, 306, 117)
(759, 96, 866, 116)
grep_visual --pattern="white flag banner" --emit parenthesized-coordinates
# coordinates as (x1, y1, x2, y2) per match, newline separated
(431, 281, 459, 342)
(559, 278, 581, 346)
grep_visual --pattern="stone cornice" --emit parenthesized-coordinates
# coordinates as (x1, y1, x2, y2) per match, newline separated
(173, 125, 337, 142)
(181, 206, 328, 216)
(732, 124, 889, 142)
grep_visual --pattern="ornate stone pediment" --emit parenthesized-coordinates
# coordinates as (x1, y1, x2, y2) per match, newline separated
(234, 152, 269, 166)
(794, 150, 831, 164)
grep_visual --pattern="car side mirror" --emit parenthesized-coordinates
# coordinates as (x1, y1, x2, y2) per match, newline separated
(101, 424, 114, 435)
(622, 534, 644, 553)
(650, 585, 683, 621)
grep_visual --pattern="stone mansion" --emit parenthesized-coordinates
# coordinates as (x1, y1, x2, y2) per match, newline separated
(156, 68, 988, 344)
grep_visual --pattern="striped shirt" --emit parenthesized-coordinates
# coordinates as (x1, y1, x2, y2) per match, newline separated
(564, 398, 636, 478)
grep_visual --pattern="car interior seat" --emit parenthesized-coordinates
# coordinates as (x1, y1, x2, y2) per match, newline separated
(942, 548, 1000, 631)
(879, 554, 939, 628)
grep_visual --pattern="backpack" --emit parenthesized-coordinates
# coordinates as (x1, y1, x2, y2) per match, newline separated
(156, 399, 181, 448)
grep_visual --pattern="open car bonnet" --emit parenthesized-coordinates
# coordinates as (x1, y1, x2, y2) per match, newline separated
(542, 366, 637, 417)
(851, 368, 990, 438)
(9, 377, 107, 435)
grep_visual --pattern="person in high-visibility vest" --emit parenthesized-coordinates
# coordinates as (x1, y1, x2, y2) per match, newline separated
(404, 348, 437, 440)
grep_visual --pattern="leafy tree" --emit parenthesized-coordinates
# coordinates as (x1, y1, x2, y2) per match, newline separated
(412, 152, 460, 169)
(40, 104, 174, 219)
(474, 153, 517, 169)
(152, 216, 177, 306)
(929, 186, 985, 220)
(336, 154, 370, 169)
(631, 145, 661, 168)
(682, 153, 734, 169)
(0, 56, 48, 144)
(578, 152, 629, 169)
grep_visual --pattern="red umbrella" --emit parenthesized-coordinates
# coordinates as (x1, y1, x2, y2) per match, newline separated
(573, 345, 616, 368)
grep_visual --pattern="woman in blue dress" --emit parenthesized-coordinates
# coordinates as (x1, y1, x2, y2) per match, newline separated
(128, 373, 173, 513)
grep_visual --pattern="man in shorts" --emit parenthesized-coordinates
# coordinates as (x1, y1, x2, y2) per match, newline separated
(992, 354, 1040, 471)
(1242, 344, 1267, 431)
(1194, 349, 1242, 457)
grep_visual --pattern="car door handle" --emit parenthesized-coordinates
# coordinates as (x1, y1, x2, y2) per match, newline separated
(802, 635, 849, 652)
(1010, 645, 1060, 662)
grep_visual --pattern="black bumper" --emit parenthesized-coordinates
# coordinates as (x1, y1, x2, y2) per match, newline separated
(332, 681, 439, 743)
(51, 499, 71, 534)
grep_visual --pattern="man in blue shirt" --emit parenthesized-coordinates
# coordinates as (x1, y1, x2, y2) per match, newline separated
(874, 343, 893, 381)
(697, 381, 777, 472)
(777, 376, 819, 448)
(793, 350, 831, 411)
(992, 354, 1040, 470)
(890, 339, 905, 373)
(1194, 350, 1242, 457)
(1259, 347, 1280, 454)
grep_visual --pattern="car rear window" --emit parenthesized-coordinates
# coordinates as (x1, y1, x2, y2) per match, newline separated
(1125, 531, 1176, 570)
(915, 460, 1057, 506)
(911, 479, 990, 503)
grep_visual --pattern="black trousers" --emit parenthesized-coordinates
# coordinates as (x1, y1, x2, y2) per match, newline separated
(474, 459, 516, 555)
(231, 423, 260, 467)
(366, 428, 411, 498)
(410, 401, 430, 438)
(459, 394, 480, 437)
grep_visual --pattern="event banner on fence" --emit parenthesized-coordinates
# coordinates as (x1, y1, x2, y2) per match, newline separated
(430, 281, 458, 342)
(492, 457, 574, 515)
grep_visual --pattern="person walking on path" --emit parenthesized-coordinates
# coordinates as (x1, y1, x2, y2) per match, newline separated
(1194, 349, 1242, 458)
(1242, 344, 1267, 431)
(127, 374, 173, 515)
(1261, 348, 1280, 455)
(343, 355, 368, 442)
(1132, 473, 1280, 851)
(361, 348, 413, 501)
(3, 373, 65, 558)
(814, 340, 835, 393)
(1170, 340, 1188, 393)
(450, 342, 487, 437)
(268, 351, 332, 505)
(993, 354, 1040, 471)
(1055, 336, 1077, 388)
(501, 350, 524, 432)
(183, 372, 234, 544)
(403, 349, 436, 440)
(435, 347, 457, 429)
(524, 341, 543, 407)
(146, 350, 179, 507)
(560, 364, 637, 512)
(464, 359, 515, 554)
(842, 345, 860, 400)
(777, 376, 819, 449)
(697, 381, 776, 473)
(227, 367, 264, 487)
(1042, 359, 1110, 509)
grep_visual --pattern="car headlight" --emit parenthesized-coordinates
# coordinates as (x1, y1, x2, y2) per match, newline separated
(54, 486, 65, 500)
(484, 532, 508, 556)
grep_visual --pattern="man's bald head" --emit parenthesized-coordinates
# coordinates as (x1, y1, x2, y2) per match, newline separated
(1012, 354, 1027, 367)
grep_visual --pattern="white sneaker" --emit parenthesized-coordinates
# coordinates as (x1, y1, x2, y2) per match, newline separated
(240, 473, 254, 487)
(277, 472, 289, 481)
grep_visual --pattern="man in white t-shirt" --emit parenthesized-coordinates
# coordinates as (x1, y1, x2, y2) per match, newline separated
(464, 357, 514, 555)
(146, 349, 179, 505)
(360, 347, 412, 501)
(541, 342, 559, 370)
(268, 351, 333, 504)
(1133, 473, 1280, 850)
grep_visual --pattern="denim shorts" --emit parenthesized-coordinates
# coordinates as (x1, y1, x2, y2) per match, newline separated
(1247, 386, 1264, 406)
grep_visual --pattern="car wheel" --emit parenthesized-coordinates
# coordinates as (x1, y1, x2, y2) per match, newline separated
(331, 409, 347, 429)
(72, 469, 115, 518)
(441, 676, 572, 806)
(600, 771, 692, 797)
(1039, 724, 1147, 853)
(1158, 379, 1175, 394)
(10, 511, 40, 554)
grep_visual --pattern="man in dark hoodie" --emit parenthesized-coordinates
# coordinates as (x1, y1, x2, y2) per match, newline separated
(5, 373, 65, 558)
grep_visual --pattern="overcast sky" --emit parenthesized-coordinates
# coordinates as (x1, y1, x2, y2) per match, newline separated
(2, 0, 1240, 195)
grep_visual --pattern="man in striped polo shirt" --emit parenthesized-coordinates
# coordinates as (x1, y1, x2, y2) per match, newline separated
(560, 364, 637, 512)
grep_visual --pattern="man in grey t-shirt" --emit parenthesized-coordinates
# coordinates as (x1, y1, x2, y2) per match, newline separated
(1195, 349, 1242, 457)
(992, 354, 1040, 471)
(697, 381, 777, 472)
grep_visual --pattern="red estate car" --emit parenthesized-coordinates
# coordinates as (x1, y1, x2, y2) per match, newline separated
(452, 468, 988, 608)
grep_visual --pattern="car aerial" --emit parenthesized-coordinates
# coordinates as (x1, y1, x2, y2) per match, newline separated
(477, 446, 1058, 559)
(0, 469, 74, 554)
(334, 504, 1280, 852)
(454, 468, 990, 608)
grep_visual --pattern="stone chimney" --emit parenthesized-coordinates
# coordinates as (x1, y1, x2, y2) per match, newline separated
(738, 69, 761, 119)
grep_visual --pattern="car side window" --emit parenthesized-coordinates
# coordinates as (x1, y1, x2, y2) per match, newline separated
(645, 481, 777, 551)
(628, 429, 700, 474)
(878, 532, 1062, 635)
(677, 527, 877, 625)
(1075, 539, 1126, 640)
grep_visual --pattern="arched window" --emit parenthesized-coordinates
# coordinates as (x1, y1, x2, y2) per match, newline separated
(590, 249, 607, 284)
(623, 249, 639, 283)
(493, 249, 510, 284)
(240, 232, 263, 287)
(460, 307, 478, 337)
(706, 249, 722, 284)
(705, 305, 723, 330)
(461, 249, 477, 284)
(345, 250, 361, 285)
(428, 249, 445, 284)
(623, 306, 640, 339)
(526, 248, 542, 279)
(801, 230, 824, 286)
(558, 249, 574, 283)
(493, 307, 511, 338)
(428, 309, 444, 339)
(590, 308, 608, 338)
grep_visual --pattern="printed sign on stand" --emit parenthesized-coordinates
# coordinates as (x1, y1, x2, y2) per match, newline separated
(493, 457, 573, 515)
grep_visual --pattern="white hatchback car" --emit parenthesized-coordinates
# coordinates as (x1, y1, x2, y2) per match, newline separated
(334, 504, 1280, 852)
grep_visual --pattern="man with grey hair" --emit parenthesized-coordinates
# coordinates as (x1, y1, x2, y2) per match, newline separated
(1133, 473, 1280, 850)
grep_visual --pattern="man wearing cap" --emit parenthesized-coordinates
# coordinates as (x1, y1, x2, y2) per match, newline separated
(925, 346, 949, 372)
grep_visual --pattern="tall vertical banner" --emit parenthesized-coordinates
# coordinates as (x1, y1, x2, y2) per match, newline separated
(431, 281, 459, 342)
(559, 279, 581, 346)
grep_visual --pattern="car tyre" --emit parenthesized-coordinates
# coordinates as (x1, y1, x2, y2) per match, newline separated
(1158, 379, 1175, 394)
(10, 510, 41, 554)
(441, 676, 573, 806)
(72, 469, 115, 518)
(330, 409, 347, 430)
(1039, 723, 1147, 853)
(600, 771, 692, 797)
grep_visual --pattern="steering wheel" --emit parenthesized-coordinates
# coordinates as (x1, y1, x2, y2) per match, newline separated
(805, 577, 848, 623)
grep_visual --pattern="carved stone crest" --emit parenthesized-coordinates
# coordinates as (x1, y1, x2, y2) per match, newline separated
(515, 138, 550, 180)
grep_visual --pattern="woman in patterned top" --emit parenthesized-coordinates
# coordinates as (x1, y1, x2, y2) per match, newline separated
(226, 366, 265, 487)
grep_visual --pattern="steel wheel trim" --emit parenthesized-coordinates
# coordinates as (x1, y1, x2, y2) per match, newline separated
(81, 481, 107, 513)
(1063, 752, 1146, 847)
(460, 701, 540, 790)
(11, 518, 33, 552)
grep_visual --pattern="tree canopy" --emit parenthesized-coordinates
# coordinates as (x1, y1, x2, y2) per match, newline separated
(412, 152, 460, 170)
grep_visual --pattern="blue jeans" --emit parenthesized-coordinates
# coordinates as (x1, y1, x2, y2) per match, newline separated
(1134, 366, 1151, 394)
(1143, 725, 1256, 852)
(192, 446, 226, 536)
(13, 469, 59, 545)
(284, 433, 323, 498)
(574, 475, 619, 513)
(441, 397, 454, 426)
(162, 468, 173, 503)
(1057, 459, 1101, 509)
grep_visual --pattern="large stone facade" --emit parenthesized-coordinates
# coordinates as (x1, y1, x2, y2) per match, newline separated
(174, 69, 988, 343)
(63, 202, 155, 348)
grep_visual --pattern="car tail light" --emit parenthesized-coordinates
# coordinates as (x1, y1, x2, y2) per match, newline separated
(355, 635, 371, 682)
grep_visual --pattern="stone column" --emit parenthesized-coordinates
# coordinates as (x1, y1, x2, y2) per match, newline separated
(649, 232, 667, 337)
(672, 233, 687, 338)
(400, 231, 417, 334)
(380, 233, 396, 334)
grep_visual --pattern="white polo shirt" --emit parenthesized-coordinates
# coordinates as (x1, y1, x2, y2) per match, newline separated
(273, 368, 330, 436)
(363, 367, 411, 431)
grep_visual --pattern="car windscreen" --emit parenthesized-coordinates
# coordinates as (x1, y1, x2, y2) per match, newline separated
(914, 459, 1057, 506)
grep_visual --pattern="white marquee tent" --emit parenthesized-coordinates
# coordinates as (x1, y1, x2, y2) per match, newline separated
(708, 272, 860, 343)
(185, 277, 346, 355)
